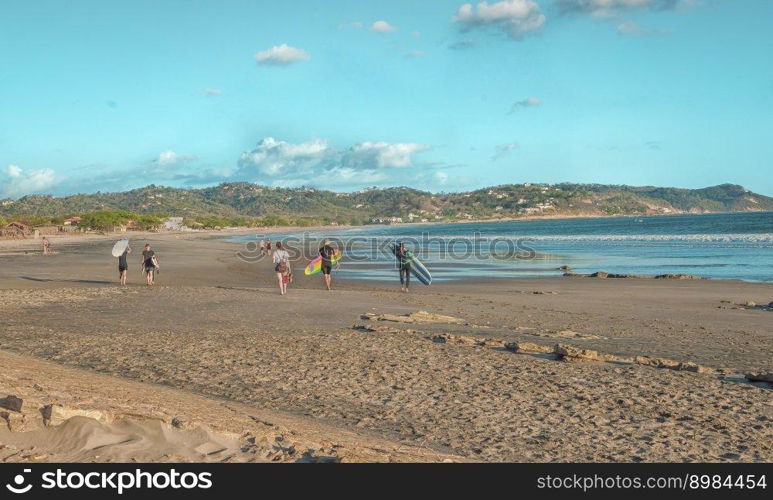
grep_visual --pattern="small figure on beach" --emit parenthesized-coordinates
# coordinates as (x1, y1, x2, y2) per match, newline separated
(272, 241, 291, 295)
(141, 243, 159, 286)
(266, 239, 272, 255)
(319, 239, 336, 291)
(395, 241, 411, 293)
(42, 236, 50, 255)
(118, 244, 131, 286)
(258, 239, 266, 256)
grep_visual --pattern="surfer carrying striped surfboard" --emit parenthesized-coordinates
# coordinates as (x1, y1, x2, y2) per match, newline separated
(396, 241, 411, 293)
(389, 241, 431, 288)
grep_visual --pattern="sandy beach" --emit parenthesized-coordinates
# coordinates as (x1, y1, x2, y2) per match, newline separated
(0, 231, 770, 462)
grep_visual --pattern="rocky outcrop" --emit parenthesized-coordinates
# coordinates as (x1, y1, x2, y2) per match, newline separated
(353, 324, 418, 334)
(554, 344, 605, 361)
(503, 341, 554, 354)
(40, 404, 111, 427)
(718, 300, 773, 311)
(361, 311, 464, 324)
(430, 334, 504, 348)
(745, 372, 773, 383)
(0, 395, 23, 412)
(565, 271, 703, 280)
(633, 356, 708, 373)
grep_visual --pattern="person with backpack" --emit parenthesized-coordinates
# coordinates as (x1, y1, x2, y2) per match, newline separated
(141, 243, 159, 286)
(272, 241, 291, 295)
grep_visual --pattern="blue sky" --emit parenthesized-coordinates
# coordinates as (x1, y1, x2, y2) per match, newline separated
(1, 0, 772, 198)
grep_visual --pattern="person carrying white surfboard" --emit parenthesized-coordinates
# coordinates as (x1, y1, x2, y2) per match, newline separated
(118, 243, 131, 286)
(319, 239, 336, 291)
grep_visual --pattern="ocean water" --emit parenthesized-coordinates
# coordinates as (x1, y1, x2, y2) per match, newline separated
(230, 212, 773, 283)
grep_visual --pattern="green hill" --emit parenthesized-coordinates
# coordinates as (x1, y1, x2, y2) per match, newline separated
(1, 183, 771, 227)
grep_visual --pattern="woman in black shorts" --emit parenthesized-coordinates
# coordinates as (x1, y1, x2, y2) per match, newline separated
(319, 239, 335, 291)
(118, 245, 131, 286)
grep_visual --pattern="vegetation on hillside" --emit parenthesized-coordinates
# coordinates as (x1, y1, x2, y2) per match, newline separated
(78, 211, 163, 231)
(1, 183, 770, 229)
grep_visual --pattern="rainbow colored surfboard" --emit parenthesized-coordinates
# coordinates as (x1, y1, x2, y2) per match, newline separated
(304, 248, 343, 275)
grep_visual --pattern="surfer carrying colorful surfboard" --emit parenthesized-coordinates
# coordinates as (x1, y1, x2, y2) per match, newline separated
(319, 239, 336, 291)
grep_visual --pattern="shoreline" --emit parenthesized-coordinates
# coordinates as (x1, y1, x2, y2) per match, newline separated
(3, 226, 770, 284)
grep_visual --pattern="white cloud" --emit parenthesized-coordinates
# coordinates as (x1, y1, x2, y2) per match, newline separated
(254, 44, 310, 66)
(6, 164, 21, 178)
(154, 150, 198, 166)
(405, 50, 426, 58)
(411, 30, 421, 38)
(1, 164, 57, 199)
(236, 137, 430, 188)
(555, 0, 680, 17)
(491, 142, 518, 160)
(238, 138, 329, 177)
(370, 20, 398, 33)
(454, 0, 546, 40)
(347, 142, 429, 168)
(509, 96, 541, 113)
(203, 88, 221, 96)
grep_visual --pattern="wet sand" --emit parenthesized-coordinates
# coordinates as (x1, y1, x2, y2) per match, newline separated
(0, 232, 771, 462)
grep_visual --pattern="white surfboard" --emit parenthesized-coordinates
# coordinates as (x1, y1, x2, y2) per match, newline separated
(112, 239, 129, 257)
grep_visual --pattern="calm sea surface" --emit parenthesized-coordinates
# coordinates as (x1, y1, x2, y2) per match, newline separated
(229, 212, 773, 283)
